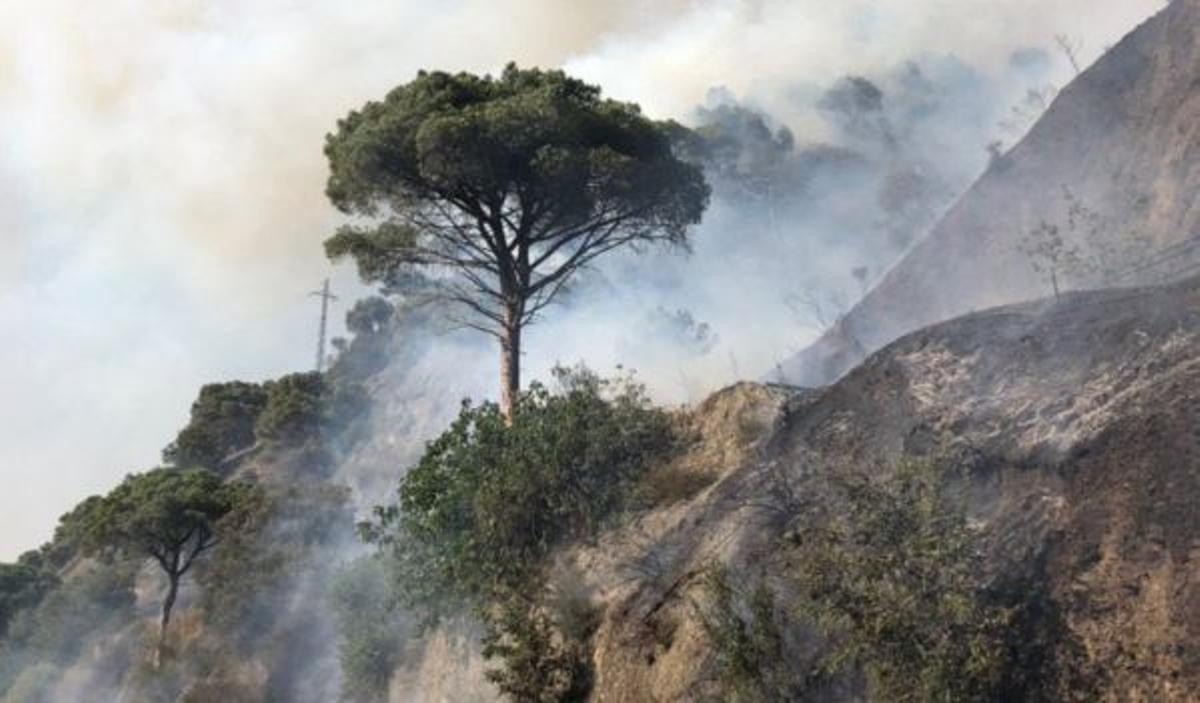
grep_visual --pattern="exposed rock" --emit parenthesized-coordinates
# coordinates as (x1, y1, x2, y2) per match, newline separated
(405, 276, 1200, 700)
(633, 279, 1196, 700)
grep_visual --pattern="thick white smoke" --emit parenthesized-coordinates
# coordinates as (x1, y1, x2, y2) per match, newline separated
(0, 0, 1166, 558)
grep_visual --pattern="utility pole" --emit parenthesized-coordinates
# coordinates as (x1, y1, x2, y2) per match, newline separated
(309, 278, 338, 372)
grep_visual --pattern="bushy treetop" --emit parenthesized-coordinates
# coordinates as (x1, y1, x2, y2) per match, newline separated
(325, 63, 708, 248)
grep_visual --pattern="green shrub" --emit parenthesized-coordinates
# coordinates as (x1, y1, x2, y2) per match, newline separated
(163, 381, 269, 471)
(0, 558, 138, 697)
(164, 370, 372, 477)
(694, 565, 811, 702)
(361, 367, 670, 702)
(251, 372, 370, 473)
(0, 559, 59, 640)
(697, 459, 1077, 702)
(363, 366, 673, 620)
(331, 557, 407, 702)
(481, 583, 597, 703)
(255, 373, 327, 443)
(787, 458, 1014, 702)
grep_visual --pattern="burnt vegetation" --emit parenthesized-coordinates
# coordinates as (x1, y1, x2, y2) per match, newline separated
(5, 12, 1200, 700)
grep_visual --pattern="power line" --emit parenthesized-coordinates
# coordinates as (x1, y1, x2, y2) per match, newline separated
(309, 278, 338, 373)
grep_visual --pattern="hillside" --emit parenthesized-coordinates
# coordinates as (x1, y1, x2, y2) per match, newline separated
(4, 4, 1200, 700)
(392, 274, 1200, 701)
(2, 282, 1196, 702)
(781, 0, 1200, 386)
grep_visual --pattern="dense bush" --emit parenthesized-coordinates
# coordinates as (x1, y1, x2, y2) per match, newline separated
(481, 584, 597, 703)
(328, 297, 397, 384)
(363, 367, 673, 620)
(358, 367, 672, 701)
(0, 559, 58, 641)
(255, 372, 329, 443)
(0, 492, 128, 664)
(330, 557, 408, 703)
(695, 458, 1075, 702)
(0, 558, 138, 697)
(254, 372, 370, 472)
(786, 458, 1014, 702)
(164, 368, 370, 477)
(163, 381, 270, 471)
(694, 565, 810, 702)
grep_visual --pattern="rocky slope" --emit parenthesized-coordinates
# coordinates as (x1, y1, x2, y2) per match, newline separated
(5, 279, 1194, 703)
(398, 274, 1200, 701)
(782, 0, 1200, 387)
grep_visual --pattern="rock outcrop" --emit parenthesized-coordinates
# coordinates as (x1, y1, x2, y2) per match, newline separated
(404, 275, 1200, 701)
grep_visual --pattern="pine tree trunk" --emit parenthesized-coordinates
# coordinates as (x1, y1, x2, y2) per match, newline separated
(156, 572, 180, 667)
(499, 304, 522, 425)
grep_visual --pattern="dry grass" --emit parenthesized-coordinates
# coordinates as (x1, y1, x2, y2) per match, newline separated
(635, 465, 718, 508)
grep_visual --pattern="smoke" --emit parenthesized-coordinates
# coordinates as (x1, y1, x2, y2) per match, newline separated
(0, 3, 1176, 696)
(0, 0, 1164, 561)
(510, 49, 1076, 400)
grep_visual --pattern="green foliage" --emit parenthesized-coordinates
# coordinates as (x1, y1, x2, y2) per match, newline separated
(164, 370, 371, 477)
(0, 558, 138, 697)
(481, 582, 597, 703)
(76, 468, 247, 565)
(324, 63, 709, 416)
(787, 458, 1014, 702)
(360, 368, 665, 701)
(127, 480, 353, 703)
(323, 63, 708, 280)
(322, 60, 708, 302)
(254, 371, 370, 472)
(0, 492, 129, 648)
(190, 484, 276, 636)
(695, 459, 1066, 702)
(330, 557, 408, 703)
(694, 565, 810, 702)
(0, 558, 58, 640)
(2, 360, 368, 697)
(363, 367, 673, 621)
(163, 381, 269, 471)
(72, 466, 256, 657)
(329, 297, 396, 385)
(45, 496, 103, 562)
(256, 373, 328, 443)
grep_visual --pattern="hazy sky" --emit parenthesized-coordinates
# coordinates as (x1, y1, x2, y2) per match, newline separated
(0, 0, 1164, 559)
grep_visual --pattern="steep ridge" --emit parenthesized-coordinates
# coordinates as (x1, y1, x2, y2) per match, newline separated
(781, 0, 1200, 386)
(406, 275, 1200, 701)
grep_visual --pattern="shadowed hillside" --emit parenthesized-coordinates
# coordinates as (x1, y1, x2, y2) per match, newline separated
(782, 0, 1200, 386)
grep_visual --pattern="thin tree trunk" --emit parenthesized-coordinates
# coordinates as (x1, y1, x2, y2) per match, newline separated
(156, 571, 180, 667)
(499, 304, 522, 425)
